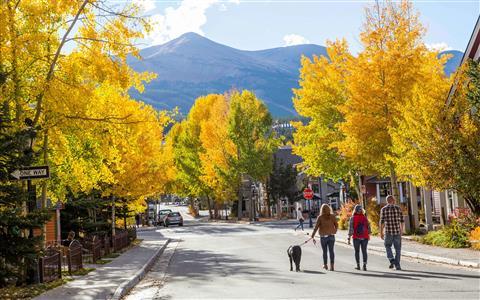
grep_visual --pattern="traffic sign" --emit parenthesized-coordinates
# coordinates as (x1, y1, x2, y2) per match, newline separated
(11, 166, 49, 180)
(303, 188, 314, 200)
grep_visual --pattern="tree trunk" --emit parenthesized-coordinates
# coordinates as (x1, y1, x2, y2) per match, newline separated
(350, 171, 362, 202)
(464, 195, 480, 215)
(206, 195, 213, 220)
(214, 202, 219, 219)
(111, 196, 116, 237)
(123, 199, 127, 230)
(276, 198, 281, 220)
(389, 162, 400, 199)
(267, 201, 271, 218)
(237, 177, 243, 220)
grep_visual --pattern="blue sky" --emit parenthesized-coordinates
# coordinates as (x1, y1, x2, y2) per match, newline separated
(131, 0, 479, 52)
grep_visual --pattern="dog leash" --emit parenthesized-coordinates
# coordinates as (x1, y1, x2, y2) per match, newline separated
(299, 237, 315, 247)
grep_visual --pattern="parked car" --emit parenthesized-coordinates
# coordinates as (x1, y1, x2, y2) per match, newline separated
(158, 209, 173, 226)
(164, 212, 183, 227)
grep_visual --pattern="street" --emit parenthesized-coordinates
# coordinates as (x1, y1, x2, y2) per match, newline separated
(126, 216, 480, 300)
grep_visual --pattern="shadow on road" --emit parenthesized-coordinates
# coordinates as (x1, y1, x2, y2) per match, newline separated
(337, 268, 479, 281)
(166, 248, 289, 283)
(168, 222, 258, 235)
(336, 270, 420, 280)
(302, 270, 325, 275)
(399, 269, 480, 279)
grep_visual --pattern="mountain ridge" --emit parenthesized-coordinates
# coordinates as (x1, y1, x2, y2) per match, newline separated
(128, 32, 462, 116)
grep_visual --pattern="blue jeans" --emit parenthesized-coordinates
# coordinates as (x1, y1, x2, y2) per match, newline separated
(320, 235, 335, 265)
(384, 234, 402, 267)
(296, 219, 304, 230)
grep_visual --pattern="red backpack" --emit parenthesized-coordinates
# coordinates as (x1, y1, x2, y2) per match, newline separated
(353, 214, 369, 239)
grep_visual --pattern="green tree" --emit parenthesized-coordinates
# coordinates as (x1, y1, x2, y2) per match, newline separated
(392, 60, 480, 212)
(0, 115, 50, 286)
(268, 161, 299, 218)
(227, 90, 278, 218)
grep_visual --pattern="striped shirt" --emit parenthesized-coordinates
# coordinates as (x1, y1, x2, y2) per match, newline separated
(380, 204, 404, 235)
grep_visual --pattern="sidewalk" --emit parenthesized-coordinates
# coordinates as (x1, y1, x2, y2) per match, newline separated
(35, 230, 168, 300)
(333, 230, 480, 268)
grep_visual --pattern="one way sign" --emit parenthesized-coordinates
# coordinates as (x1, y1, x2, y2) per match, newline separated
(11, 166, 50, 180)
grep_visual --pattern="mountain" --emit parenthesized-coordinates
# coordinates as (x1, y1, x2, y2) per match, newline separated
(441, 50, 463, 76)
(128, 33, 463, 116)
(127, 32, 327, 116)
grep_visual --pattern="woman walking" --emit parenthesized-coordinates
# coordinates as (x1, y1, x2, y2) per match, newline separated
(347, 204, 371, 271)
(311, 204, 338, 271)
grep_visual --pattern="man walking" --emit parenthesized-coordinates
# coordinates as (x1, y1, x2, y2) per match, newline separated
(380, 195, 404, 270)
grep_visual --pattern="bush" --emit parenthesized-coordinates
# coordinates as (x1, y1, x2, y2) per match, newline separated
(337, 200, 357, 230)
(188, 205, 198, 217)
(366, 200, 381, 236)
(423, 211, 479, 248)
(423, 220, 470, 248)
(469, 227, 480, 250)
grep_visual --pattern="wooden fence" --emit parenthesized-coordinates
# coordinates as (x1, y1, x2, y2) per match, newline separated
(83, 236, 102, 263)
(66, 240, 83, 274)
(38, 247, 62, 283)
(102, 236, 111, 256)
(127, 227, 137, 242)
(113, 231, 128, 252)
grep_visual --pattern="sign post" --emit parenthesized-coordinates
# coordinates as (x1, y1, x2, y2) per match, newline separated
(303, 188, 314, 228)
(11, 166, 50, 180)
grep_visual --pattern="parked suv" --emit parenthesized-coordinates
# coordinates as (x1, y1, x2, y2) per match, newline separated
(164, 212, 183, 227)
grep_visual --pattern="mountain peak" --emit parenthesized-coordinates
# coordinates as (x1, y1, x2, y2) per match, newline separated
(177, 32, 206, 41)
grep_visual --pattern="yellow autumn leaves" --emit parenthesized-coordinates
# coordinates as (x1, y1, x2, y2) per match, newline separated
(292, 0, 480, 208)
(0, 1, 168, 212)
(166, 91, 277, 208)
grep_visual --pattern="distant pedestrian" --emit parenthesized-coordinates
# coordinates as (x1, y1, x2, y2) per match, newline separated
(311, 204, 338, 271)
(348, 204, 371, 271)
(135, 214, 140, 228)
(380, 195, 405, 270)
(295, 207, 304, 231)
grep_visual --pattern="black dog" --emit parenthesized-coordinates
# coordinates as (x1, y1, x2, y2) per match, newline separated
(287, 245, 302, 272)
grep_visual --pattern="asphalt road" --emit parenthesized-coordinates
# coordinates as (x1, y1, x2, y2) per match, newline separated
(130, 218, 480, 300)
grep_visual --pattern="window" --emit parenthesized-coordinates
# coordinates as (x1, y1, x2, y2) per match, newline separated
(379, 182, 391, 197)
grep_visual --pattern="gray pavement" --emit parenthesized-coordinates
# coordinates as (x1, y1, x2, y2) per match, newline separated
(132, 220, 480, 300)
(35, 230, 168, 300)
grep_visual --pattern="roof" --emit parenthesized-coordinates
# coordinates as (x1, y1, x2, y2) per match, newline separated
(274, 146, 303, 167)
(446, 16, 480, 106)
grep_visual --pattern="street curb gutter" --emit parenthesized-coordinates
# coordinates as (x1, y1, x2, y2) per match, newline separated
(335, 239, 480, 269)
(109, 238, 171, 300)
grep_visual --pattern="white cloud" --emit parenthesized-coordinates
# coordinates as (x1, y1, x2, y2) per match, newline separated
(426, 42, 452, 52)
(219, 3, 228, 11)
(229, 0, 241, 4)
(147, 0, 220, 45)
(283, 34, 310, 46)
(133, 0, 156, 13)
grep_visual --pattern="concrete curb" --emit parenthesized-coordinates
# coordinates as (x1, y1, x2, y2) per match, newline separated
(109, 239, 171, 300)
(335, 238, 480, 269)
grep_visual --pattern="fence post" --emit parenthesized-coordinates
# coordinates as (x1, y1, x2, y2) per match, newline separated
(38, 257, 44, 283)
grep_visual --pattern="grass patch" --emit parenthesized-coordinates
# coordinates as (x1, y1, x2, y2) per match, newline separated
(131, 239, 142, 247)
(93, 259, 112, 265)
(0, 278, 72, 300)
(61, 267, 95, 277)
(103, 253, 120, 259)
